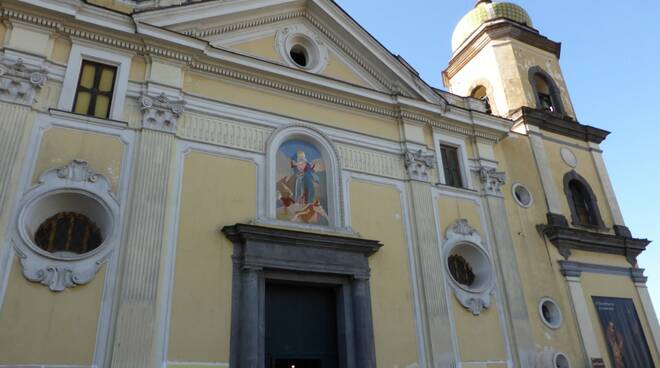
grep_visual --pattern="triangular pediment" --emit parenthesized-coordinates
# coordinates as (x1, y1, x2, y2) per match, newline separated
(134, 0, 442, 102)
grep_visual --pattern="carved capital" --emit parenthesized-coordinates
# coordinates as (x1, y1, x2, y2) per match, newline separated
(479, 167, 506, 196)
(404, 149, 435, 182)
(0, 58, 47, 106)
(139, 93, 185, 133)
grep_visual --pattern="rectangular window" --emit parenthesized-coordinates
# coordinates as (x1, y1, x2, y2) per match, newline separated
(440, 144, 463, 188)
(72, 60, 117, 119)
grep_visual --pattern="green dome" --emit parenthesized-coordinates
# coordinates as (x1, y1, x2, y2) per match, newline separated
(451, 1, 533, 52)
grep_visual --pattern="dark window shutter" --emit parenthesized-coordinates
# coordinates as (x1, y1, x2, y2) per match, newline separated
(440, 145, 463, 188)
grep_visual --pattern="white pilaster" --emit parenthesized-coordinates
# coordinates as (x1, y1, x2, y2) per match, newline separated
(565, 275, 603, 361)
(588, 142, 625, 226)
(109, 130, 176, 368)
(635, 282, 660, 357)
(527, 127, 563, 215)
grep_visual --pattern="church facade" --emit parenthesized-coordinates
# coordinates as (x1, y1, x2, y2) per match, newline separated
(0, 0, 657, 367)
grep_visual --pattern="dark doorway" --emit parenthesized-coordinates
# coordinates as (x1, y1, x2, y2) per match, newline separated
(265, 282, 339, 368)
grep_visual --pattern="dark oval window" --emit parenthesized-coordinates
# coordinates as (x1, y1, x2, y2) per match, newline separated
(289, 44, 309, 67)
(448, 254, 475, 287)
(34, 212, 103, 255)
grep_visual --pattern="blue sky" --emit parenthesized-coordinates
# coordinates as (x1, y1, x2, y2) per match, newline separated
(334, 0, 660, 313)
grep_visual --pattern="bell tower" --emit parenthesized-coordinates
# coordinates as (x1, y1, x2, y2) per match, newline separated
(443, 0, 576, 119)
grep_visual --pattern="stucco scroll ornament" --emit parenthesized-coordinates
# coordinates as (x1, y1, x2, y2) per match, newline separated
(12, 160, 120, 292)
(443, 219, 496, 315)
(404, 149, 435, 182)
(0, 57, 47, 106)
(139, 93, 185, 133)
(479, 167, 506, 196)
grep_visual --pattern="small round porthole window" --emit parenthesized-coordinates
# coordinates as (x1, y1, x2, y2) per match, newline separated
(446, 243, 494, 293)
(289, 44, 309, 67)
(539, 297, 563, 329)
(20, 190, 114, 260)
(512, 183, 533, 208)
(553, 352, 571, 368)
(277, 26, 328, 73)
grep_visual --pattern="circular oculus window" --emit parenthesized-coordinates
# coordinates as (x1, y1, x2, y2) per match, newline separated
(446, 242, 494, 293)
(512, 183, 533, 208)
(553, 352, 571, 368)
(19, 190, 115, 260)
(277, 26, 328, 73)
(539, 297, 563, 329)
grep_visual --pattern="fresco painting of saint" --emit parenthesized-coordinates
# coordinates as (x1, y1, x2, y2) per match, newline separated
(276, 140, 330, 226)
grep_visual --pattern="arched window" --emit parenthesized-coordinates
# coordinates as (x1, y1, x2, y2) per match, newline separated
(529, 67, 564, 114)
(471, 85, 491, 113)
(563, 171, 604, 227)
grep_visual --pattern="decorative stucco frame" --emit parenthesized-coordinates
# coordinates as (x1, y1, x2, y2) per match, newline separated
(276, 24, 329, 74)
(263, 123, 347, 231)
(11, 159, 120, 291)
(443, 219, 496, 315)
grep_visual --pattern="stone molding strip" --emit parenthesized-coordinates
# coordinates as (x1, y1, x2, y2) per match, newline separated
(539, 224, 650, 265)
(1, 6, 509, 139)
(514, 107, 610, 144)
(559, 260, 647, 283)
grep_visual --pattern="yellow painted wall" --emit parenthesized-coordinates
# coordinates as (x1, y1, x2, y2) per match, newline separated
(349, 180, 419, 367)
(129, 56, 147, 82)
(321, 53, 370, 88)
(167, 151, 257, 363)
(0, 259, 105, 365)
(510, 41, 576, 118)
(0, 22, 6, 45)
(229, 35, 282, 63)
(581, 273, 660, 368)
(183, 72, 399, 141)
(437, 195, 508, 362)
(50, 36, 71, 64)
(543, 138, 614, 230)
(495, 135, 586, 366)
(31, 127, 124, 192)
(448, 38, 576, 118)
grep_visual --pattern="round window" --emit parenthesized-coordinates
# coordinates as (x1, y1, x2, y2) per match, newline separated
(289, 44, 309, 67)
(539, 297, 563, 329)
(446, 242, 494, 292)
(554, 352, 571, 368)
(512, 183, 533, 208)
(34, 212, 103, 255)
(20, 190, 114, 260)
(277, 26, 328, 73)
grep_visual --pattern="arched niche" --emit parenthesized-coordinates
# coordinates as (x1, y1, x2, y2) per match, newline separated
(528, 66, 565, 115)
(265, 124, 345, 230)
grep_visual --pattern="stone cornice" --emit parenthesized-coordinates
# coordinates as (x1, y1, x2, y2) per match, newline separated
(539, 224, 650, 266)
(514, 107, 610, 144)
(222, 223, 383, 256)
(4, 3, 512, 142)
(444, 20, 562, 82)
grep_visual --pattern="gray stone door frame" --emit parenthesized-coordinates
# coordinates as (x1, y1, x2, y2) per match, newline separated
(222, 224, 382, 368)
